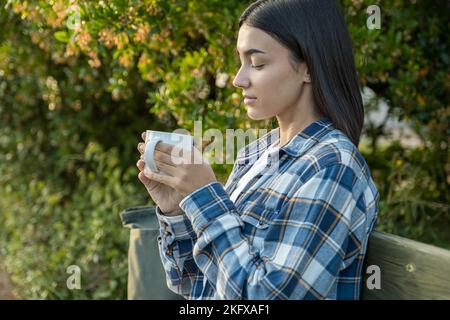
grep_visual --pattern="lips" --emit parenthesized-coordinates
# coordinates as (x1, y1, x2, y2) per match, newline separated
(244, 95, 257, 105)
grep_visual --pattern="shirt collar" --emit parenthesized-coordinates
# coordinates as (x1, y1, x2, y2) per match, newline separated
(236, 117, 334, 165)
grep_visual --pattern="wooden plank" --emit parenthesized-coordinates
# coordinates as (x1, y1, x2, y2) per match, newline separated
(361, 231, 450, 300)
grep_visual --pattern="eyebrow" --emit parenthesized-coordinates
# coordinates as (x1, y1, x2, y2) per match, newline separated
(236, 48, 266, 56)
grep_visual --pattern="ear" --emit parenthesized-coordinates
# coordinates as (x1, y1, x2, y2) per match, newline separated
(304, 69, 311, 83)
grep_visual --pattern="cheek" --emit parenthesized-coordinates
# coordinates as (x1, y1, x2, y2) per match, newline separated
(255, 69, 299, 111)
(273, 67, 300, 96)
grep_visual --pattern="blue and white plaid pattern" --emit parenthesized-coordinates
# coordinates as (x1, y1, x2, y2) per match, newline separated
(156, 117, 380, 300)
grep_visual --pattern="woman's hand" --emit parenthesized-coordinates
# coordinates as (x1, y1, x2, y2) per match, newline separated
(143, 141, 217, 198)
(136, 132, 184, 216)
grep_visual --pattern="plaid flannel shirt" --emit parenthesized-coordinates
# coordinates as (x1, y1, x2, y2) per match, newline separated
(156, 117, 379, 300)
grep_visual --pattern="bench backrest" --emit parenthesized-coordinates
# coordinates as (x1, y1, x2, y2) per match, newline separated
(361, 231, 450, 299)
(121, 206, 450, 300)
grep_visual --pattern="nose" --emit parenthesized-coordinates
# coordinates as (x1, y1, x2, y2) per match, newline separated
(232, 66, 250, 89)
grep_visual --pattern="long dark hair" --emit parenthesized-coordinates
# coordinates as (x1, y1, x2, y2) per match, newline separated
(238, 0, 364, 146)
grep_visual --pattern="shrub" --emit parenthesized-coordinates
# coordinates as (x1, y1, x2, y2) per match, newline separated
(0, 0, 448, 298)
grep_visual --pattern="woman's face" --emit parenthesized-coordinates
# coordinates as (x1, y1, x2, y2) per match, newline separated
(233, 24, 309, 120)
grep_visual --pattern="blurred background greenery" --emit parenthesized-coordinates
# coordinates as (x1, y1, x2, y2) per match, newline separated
(0, 0, 448, 299)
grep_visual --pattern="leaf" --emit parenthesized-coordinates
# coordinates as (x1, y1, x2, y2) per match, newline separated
(159, 0, 171, 14)
(54, 31, 70, 43)
(112, 0, 128, 10)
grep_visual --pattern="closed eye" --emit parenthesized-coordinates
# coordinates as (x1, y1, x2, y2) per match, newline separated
(251, 64, 265, 70)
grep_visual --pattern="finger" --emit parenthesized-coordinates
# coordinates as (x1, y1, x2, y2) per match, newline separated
(154, 159, 176, 175)
(141, 131, 146, 141)
(138, 171, 158, 193)
(144, 170, 176, 188)
(138, 171, 150, 184)
(154, 149, 176, 166)
(192, 138, 214, 151)
(136, 159, 145, 171)
(157, 148, 197, 166)
(200, 137, 214, 149)
(159, 143, 196, 164)
(155, 142, 174, 155)
(137, 142, 145, 154)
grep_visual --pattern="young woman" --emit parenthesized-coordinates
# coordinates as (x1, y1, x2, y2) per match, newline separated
(136, 0, 379, 300)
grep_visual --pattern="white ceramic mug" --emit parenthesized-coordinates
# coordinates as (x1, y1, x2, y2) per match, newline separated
(144, 130, 194, 176)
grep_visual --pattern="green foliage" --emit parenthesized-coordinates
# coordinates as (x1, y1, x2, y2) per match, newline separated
(362, 142, 450, 249)
(0, 0, 448, 299)
(0, 142, 147, 298)
(344, 0, 449, 146)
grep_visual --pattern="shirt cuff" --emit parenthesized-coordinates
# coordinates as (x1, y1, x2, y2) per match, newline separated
(155, 206, 196, 241)
(178, 181, 239, 235)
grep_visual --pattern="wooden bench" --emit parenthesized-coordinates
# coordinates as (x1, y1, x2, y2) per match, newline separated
(361, 231, 450, 299)
(121, 206, 450, 299)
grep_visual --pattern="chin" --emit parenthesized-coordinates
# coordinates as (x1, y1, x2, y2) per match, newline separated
(247, 110, 272, 121)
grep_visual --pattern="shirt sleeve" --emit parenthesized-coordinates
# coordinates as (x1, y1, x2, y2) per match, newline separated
(179, 163, 367, 299)
(155, 207, 213, 299)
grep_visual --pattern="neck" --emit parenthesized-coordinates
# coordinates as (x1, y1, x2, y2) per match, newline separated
(276, 87, 322, 147)
(277, 114, 322, 147)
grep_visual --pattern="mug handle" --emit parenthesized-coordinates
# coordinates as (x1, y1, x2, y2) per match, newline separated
(144, 138, 163, 173)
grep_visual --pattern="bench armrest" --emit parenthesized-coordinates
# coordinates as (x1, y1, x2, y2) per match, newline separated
(120, 206, 183, 300)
